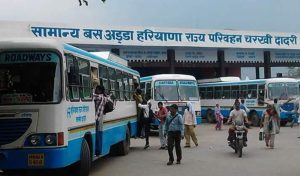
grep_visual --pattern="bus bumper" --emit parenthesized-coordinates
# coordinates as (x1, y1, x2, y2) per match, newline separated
(0, 143, 80, 170)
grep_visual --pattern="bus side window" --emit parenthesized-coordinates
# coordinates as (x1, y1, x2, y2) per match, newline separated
(247, 85, 257, 99)
(231, 85, 239, 99)
(145, 82, 151, 100)
(108, 68, 116, 98)
(66, 55, 80, 101)
(240, 85, 247, 99)
(214, 86, 222, 99)
(99, 65, 109, 94)
(140, 82, 146, 95)
(223, 86, 230, 99)
(258, 84, 265, 105)
(199, 87, 206, 99)
(115, 70, 124, 101)
(123, 73, 130, 101)
(206, 87, 213, 99)
(78, 58, 92, 100)
(128, 76, 134, 100)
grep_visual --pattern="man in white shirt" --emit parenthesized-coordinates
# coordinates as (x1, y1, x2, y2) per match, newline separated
(227, 102, 249, 146)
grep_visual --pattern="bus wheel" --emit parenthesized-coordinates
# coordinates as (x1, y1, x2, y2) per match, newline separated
(249, 111, 259, 127)
(206, 109, 215, 123)
(2, 170, 23, 176)
(72, 139, 91, 176)
(280, 121, 288, 127)
(118, 128, 130, 155)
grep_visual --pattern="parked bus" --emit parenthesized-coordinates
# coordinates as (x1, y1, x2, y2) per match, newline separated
(140, 74, 201, 129)
(0, 38, 139, 176)
(198, 77, 299, 126)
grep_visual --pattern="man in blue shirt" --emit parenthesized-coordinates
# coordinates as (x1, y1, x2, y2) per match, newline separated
(164, 104, 184, 165)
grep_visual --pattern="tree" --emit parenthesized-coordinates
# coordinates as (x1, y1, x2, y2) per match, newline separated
(79, 0, 106, 6)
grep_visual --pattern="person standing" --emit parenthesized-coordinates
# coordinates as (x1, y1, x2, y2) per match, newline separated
(133, 88, 144, 137)
(260, 104, 280, 149)
(93, 85, 108, 155)
(240, 99, 250, 113)
(155, 102, 168, 149)
(183, 102, 198, 147)
(214, 104, 224, 130)
(164, 104, 184, 165)
(138, 100, 152, 149)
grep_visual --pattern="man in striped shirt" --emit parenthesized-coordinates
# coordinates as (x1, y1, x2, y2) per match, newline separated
(94, 85, 108, 155)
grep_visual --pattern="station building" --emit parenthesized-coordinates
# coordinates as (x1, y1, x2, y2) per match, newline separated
(1, 21, 300, 79)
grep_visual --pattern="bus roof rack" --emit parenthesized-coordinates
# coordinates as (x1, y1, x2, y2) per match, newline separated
(197, 77, 240, 83)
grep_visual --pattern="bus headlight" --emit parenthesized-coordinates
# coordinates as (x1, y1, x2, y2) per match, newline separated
(45, 134, 56, 146)
(30, 135, 40, 146)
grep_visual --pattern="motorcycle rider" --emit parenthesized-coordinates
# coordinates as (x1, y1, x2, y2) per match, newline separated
(227, 101, 249, 146)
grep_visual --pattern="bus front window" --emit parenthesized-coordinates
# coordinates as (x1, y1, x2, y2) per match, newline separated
(268, 82, 297, 100)
(154, 80, 179, 101)
(178, 80, 199, 101)
(0, 51, 61, 105)
(287, 83, 299, 98)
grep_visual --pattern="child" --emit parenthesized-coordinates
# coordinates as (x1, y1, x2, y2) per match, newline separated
(215, 104, 224, 130)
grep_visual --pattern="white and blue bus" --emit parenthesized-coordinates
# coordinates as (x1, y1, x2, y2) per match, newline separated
(140, 74, 201, 129)
(0, 38, 139, 175)
(198, 77, 299, 126)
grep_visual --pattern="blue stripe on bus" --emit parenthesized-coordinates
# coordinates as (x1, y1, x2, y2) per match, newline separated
(140, 76, 153, 82)
(63, 44, 139, 76)
(0, 121, 137, 169)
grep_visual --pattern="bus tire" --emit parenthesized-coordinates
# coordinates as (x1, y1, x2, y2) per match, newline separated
(2, 170, 23, 176)
(280, 121, 288, 127)
(249, 111, 259, 127)
(118, 128, 130, 156)
(72, 139, 91, 176)
(206, 109, 215, 123)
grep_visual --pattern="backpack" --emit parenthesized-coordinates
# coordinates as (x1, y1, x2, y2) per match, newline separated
(149, 108, 155, 120)
(103, 99, 114, 114)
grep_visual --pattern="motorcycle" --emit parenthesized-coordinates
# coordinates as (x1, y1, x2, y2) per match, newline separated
(229, 121, 246, 158)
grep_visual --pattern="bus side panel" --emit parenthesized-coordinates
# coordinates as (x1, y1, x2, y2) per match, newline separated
(100, 119, 136, 156)
(196, 116, 202, 124)
(129, 120, 137, 137)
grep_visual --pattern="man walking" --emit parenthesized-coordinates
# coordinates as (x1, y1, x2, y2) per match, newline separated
(156, 102, 168, 149)
(164, 104, 184, 165)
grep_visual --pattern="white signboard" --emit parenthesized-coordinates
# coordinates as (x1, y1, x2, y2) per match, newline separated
(119, 49, 167, 62)
(175, 49, 218, 63)
(225, 49, 264, 63)
(271, 50, 300, 62)
(1, 21, 300, 50)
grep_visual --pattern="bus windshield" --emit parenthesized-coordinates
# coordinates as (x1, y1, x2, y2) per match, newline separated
(154, 80, 199, 101)
(268, 82, 298, 100)
(0, 51, 61, 105)
(178, 80, 199, 101)
(154, 80, 179, 101)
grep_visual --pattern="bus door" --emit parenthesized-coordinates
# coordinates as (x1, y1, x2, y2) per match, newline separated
(91, 62, 101, 155)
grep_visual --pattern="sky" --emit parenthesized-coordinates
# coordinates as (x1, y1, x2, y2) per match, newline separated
(0, 0, 300, 32)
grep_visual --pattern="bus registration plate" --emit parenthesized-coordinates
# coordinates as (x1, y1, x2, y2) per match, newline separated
(28, 153, 44, 167)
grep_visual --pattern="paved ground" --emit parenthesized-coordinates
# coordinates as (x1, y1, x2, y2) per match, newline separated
(90, 124, 300, 176)
(1, 124, 299, 176)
